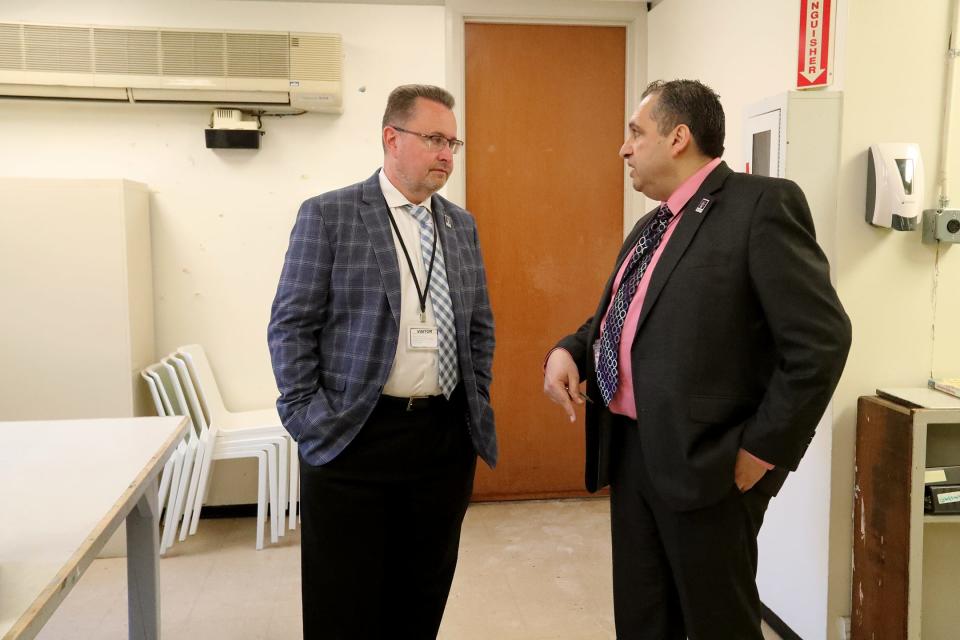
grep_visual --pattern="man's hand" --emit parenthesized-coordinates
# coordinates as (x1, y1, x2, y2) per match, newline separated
(543, 348, 583, 423)
(734, 448, 768, 492)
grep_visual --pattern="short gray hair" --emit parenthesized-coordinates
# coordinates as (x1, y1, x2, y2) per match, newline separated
(382, 84, 455, 129)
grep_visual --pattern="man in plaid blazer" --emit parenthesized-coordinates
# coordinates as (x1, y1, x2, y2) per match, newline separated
(268, 85, 496, 639)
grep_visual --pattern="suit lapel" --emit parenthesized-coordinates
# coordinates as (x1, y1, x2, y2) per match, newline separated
(359, 172, 402, 324)
(633, 162, 732, 335)
(431, 196, 464, 307)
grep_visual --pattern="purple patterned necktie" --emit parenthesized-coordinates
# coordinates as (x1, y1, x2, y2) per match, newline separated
(596, 203, 675, 405)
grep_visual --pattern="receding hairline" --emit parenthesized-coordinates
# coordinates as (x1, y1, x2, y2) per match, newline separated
(382, 84, 455, 129)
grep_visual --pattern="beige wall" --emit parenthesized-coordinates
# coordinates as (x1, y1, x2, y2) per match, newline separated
(648, 0, 805, 173)
(0, 0, 647, 504)
(831, 0, 958, 637)
(0, 0, 447, 503)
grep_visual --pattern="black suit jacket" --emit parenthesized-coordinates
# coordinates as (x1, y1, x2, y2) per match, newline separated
(558, 162, 851, 511)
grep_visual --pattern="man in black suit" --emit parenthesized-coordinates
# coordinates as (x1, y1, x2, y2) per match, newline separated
(543, 79, 851, 639)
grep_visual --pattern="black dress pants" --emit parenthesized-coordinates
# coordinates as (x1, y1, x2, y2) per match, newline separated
(609, 416, 771, 640)
(299, 393, 476, 640)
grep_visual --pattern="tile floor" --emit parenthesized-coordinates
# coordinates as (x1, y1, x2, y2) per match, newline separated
(35, 498, 781, 639)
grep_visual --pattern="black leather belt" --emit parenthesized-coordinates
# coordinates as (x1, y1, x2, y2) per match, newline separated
(378, 394, 447, 412)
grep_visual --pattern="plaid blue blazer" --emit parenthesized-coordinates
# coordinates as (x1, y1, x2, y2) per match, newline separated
(268, 171, 497, 468)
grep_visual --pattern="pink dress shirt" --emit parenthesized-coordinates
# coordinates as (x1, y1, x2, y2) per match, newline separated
(596, 158, 773, 471)
(603, 158, 722, 418)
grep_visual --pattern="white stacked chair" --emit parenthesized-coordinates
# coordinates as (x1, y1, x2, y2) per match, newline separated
(146, 362, 206, 554)
(175, 344, 298, 534)
(140, 370, 183, 540)
(141, 352, 281, 550)
(142, 365, 200, 554)
(167, 352, 282, 546)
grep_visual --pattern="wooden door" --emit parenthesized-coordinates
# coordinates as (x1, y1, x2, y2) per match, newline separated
(465, 23, 625, 499)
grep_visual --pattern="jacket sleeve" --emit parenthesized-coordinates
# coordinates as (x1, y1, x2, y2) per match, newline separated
(555, 317, 595, 381)
(739, 180, 852, 470)
(267, 199, 334, 441)
(468, 221, 495, 402)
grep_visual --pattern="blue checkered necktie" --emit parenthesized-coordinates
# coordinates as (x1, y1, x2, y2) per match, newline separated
(596, 203, 675, 405)
(406, 205, 459, 398)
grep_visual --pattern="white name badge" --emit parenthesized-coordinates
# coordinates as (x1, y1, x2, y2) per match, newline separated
(409, 325, 439, 350)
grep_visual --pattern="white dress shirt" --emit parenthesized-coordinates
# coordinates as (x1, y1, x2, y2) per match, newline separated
(378, 169, 444, 397)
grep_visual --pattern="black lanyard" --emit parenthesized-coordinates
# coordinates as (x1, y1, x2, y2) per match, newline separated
(386, 205, 438, 322)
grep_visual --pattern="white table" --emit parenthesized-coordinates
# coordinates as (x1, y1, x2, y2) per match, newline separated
(0, 417, 188, 640)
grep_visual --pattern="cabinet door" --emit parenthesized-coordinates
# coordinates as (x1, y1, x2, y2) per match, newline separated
(0, 178, 152, 420)
(743, 109, 782, 178)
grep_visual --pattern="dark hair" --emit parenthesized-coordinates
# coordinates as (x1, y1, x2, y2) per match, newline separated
(641, 79, 725, 158)
(382, 84, 455, 129)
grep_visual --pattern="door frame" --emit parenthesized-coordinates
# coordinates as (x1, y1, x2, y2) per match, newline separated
(444, 0, 649, 237)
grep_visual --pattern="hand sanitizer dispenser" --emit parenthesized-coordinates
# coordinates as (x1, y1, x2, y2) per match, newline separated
(866, 143, 924, 230)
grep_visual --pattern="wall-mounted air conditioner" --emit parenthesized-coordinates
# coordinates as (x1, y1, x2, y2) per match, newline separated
(0, 22, 343, 113)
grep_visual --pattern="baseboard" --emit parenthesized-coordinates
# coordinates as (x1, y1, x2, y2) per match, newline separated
(761, 603, 803, 640)
(197, 503, 261, 519)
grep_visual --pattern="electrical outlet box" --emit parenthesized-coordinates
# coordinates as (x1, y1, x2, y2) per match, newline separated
(922, 208, 960, 243)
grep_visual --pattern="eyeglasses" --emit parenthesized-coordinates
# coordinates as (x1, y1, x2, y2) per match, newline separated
(391, 125, 464, 155)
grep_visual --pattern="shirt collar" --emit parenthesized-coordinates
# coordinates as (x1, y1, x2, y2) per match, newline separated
(664, 157, 722, 215)
(379, 168, 433, 212)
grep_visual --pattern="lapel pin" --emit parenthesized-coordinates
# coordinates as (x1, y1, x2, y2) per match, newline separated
(444, 214, 453, 228)
(695, 198, 710, 213)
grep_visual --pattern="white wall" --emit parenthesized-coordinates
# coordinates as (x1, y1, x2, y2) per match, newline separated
(650, 1, 960, 638)
(0, 0, 647, 504)
(0, 0, 446, 502)
(648, 0, 804, 174)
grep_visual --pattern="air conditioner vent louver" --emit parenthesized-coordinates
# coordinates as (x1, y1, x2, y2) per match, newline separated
(93, 29, 160, 75)
(24, 25, 91, 73)
(0, 23, 22, 70)
(0, 21, 343, 113)
(160, 31, 224, 77)
(226, 33, 288, 78)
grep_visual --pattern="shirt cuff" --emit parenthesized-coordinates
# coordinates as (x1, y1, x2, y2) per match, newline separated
(742, 449, 775, 470)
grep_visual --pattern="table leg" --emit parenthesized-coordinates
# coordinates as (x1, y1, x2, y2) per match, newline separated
(126, 477, 160, 640)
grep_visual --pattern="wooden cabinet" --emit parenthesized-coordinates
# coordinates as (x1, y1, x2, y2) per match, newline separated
(853, 390, 960, 639)
(0, 178, 154, 420)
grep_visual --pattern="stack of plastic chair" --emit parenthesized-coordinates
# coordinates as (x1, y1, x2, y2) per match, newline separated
(166, 353, 281, 548)
(174, 344, 295, 541)
(142, 355, 279, 551)
(144, 362, 204, 554)
(140, 370, 184, 537)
